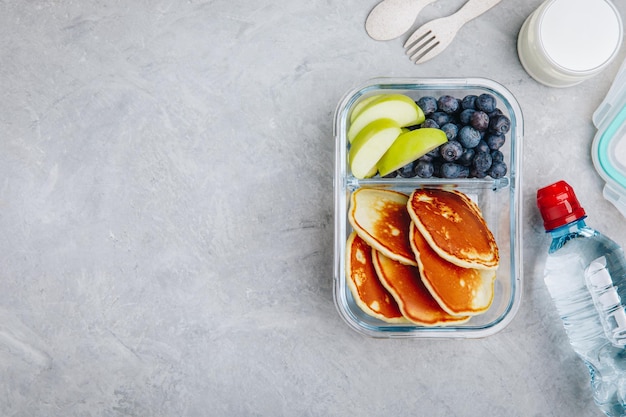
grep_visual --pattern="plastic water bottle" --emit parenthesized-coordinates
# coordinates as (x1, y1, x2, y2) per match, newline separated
(537, 180, 626, 417)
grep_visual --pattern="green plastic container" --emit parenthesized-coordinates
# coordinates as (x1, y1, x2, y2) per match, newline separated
(592, 58, 626, 218)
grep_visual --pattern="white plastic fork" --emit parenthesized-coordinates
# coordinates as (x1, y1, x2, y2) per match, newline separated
(404, 0, 502, 64)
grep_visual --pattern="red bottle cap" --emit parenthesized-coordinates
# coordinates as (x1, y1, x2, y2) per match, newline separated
(537, 180, 587, 231)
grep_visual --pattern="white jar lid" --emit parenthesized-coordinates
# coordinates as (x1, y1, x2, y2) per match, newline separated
(540, 0, 622, 73)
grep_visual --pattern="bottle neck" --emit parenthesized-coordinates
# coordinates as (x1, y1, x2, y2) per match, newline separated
(547, 218, 587, 237)
(547, 218, 588, 254)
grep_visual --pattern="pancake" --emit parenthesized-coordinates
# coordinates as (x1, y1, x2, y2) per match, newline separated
(410, 222, 496, 316)
(345, 232, 406, 323)
(372, 249, 470, 326)
(407, 188, 499, 270)
(348, 188, 416, 266)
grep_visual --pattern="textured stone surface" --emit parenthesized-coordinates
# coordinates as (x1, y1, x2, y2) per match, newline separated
(1, 0, 626, 416)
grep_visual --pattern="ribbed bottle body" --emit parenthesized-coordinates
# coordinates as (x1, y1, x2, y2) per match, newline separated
(544, 222, 626, 416)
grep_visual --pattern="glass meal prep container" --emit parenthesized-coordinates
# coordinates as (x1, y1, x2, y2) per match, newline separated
(333, 77, 523, 338)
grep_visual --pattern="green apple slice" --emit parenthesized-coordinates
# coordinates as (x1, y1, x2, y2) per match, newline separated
(347, 94, 425, 143)
(349, 119, 402, 179)
(350, 94, 383, 123)
(377, 128, 448, 176)
(364, 165, 378, 178)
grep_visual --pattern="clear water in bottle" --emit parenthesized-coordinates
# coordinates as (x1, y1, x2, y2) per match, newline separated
(545, 226, 626, 416)
(539, 181, 626, 416)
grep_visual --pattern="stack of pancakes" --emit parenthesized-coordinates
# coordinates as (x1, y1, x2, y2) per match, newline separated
(346, 188, 499, 325)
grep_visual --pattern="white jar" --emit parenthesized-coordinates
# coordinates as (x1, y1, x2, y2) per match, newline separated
(517, 0, 623, 88)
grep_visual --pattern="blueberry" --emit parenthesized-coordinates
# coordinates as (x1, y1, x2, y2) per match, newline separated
(485, 132, 506, 150)
(491, 150, 504, 163)
(397, 161, 417, 178)
(489, 114, 511, 135)
(440, 122, 458, 141)
(382, 170, 397, 178)
(417, 96, 438, 116)
(458, 126, 481, 149)
(475, 140, 490, 153)
(411, 93, 508, 181)
(421, 118, 440, 129)
(432, 160, 443, 177)
(458, 148, 475, 166)
(439, 140, 464, 162)
(441, 163, 469, 179)
(459, 109, 476, 125)
(438, 95, 460, 114)
(470, 110, 490, 131)
(424, 147, 441, 160)
(415, 160, 434, 178)
(461, 95, 478, 110)
(418, 153, 434, 162)
(489, 108, 503, 118)
(470, 168, 488, 178)
(430, 111, 453, 126)
(476, 93, 497, 113)
(488, 162, 508, 179)
(473, 151, 493, 173)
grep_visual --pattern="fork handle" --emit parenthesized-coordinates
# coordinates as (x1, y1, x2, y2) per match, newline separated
(451, 0, 502, 25)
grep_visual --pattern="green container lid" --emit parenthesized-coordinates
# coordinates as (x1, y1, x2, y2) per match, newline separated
(592, 58, 626, 219)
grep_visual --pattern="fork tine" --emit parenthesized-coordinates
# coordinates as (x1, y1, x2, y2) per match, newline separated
(404, 29, 432, 50)
(408, 39, 440, 64)
(404, 30, 435, 56)
(404, 28, 440, 64)
(403, 20, 431, 47)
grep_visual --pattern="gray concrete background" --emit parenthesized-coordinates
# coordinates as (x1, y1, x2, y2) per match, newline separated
(2, 0, 626, 416)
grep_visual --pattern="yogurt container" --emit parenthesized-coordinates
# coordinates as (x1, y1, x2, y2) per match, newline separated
(592, 57, 626, 218)
(518, 0, 623, 88)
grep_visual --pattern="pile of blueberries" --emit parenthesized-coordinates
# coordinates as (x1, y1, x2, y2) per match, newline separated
(386, 93, 510, 179)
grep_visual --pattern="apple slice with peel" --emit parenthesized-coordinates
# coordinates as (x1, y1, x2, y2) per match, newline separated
(349, 119, 402, 179)
(347, 94, 425, 143)
(377, 128, 448, 177)
(364, 165, 378, 178)
(350, 94, 383, 123)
